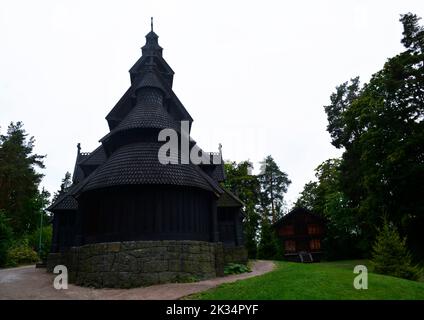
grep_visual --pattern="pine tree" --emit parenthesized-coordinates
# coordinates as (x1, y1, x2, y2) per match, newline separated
(0, 210, 14, 266)
(52, 171, 72, 203)
(372, 219, 421, 280)
(258, 155, 291, 223)
(257, 217, 283, 260)
(0, 122, 47, 235)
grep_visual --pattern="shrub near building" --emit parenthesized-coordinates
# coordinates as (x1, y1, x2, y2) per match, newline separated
(371, 219, 422, 281)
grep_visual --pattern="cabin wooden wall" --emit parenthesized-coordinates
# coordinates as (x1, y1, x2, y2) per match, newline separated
(275, 209, 325, 256)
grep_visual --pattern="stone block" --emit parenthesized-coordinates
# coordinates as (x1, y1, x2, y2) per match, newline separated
(168, 259, 181, 272)
(46, 240, 227, 288)
(107, 242, 121, 252)
(158, 272, 179, 283)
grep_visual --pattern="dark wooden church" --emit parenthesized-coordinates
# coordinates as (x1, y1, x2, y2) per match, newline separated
(273, 207, 326, 262)
(47, 21, 246, 287)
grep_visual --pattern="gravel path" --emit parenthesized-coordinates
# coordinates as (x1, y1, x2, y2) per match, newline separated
(0, 260, 275, 300)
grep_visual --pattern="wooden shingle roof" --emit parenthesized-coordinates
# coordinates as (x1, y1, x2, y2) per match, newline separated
(100, 97, 179, 143)
(80, 142, 223, 194)
(78, 145, 107, 167)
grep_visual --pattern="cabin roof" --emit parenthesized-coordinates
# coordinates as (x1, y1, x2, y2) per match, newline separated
(273, 207, 326, 227)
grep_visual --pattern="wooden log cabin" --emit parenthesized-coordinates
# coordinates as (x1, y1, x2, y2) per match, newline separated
(274, 207, 326, 262)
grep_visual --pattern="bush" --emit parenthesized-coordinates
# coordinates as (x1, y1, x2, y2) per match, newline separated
(5, 239, 39, 267)
(0, 210, 14, 267)
(26, 225, 52, 261)
(224, 263, 251, 275)
(372, 219, 422, 281)
(257, 218, 283, 260)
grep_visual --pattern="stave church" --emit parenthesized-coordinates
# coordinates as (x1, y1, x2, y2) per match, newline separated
(46, 20, 247, 288)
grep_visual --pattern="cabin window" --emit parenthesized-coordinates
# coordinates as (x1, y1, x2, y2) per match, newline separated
(285, 240, 296, 252)
(310, 239, 321, 250)
(307, 224, 321, 235)
(279, 225, 294, 236)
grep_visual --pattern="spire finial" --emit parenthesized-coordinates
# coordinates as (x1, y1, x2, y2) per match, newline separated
(151, 17, 153, 32)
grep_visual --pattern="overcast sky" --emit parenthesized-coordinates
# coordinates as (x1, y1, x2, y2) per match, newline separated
(1, 0, 423, 207)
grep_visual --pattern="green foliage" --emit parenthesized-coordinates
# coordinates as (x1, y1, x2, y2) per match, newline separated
(296, 13, 424, 261)
(190, 260, 424, 300)
(257, 217, 283, 260)
(296, 159, 362, 260)
(5, 238, 39, 267)
(26, 224, 52, 261)
(52, 171, 72, 203)
(224, 263, 251, 275)
(372, 220, 421, 281)
(258, 156, 291, 223)
(223, 161, 261, 259)
(0, 122, 49, 237)
(0, 210, 14, 266)
(223, 158, 291, 260)
(294, 181, 318, 211)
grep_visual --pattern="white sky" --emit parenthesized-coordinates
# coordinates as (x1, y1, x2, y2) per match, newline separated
(1, 0, 423, 206)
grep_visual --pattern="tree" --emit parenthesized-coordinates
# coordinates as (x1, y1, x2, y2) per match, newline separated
(0, 210, 14, 266)
(223, 161, 260, 258)
(296, 159, 362, 259)
(0, 122, 47, 236)
(52, 171, 72, 203)
(322, 13, 424, 259)
(294, 181, 318, 211)
(258, 155, 291, 223)
(372, 219, 421, 280)
(257, 216, 282, 260)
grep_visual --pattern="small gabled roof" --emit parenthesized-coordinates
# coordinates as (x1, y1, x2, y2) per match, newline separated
(78, 145, 107, 167)
(130, 55, 174, 76)
(217, 187, 244, 208)
(273, 207, 326, 227)
(169, 90, 193, 122)
(72, 144, 90, 184)
(49, 195, 78, 211)
(47, 184, 80, 212)
(105, 87, 133, 122)
(199, 161, 226, 182)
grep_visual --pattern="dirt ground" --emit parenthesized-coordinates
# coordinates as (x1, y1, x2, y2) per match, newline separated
(0, 260, 274, 300)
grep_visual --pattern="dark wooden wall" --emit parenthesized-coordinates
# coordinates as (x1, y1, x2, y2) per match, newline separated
(77, 185, 215, 244)
(51, 210, 76, 252)
(217, 207, 244, 246)
(275, 209, 325, 255)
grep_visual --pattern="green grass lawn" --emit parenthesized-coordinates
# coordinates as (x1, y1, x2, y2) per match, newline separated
(188, 260, 424, 300)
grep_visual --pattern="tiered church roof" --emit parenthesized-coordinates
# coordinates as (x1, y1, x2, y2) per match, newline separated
(48, 21, 241, 213)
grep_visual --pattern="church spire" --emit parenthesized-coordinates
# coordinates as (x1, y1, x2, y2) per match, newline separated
(142, 17, 163, 57)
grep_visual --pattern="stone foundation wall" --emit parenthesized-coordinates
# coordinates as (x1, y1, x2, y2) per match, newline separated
(223, 246, 248, 265)
(47, 240, 246, 288)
